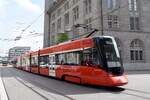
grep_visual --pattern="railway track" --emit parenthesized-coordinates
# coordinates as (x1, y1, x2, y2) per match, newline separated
(2, 66, 150, 100)
(1, 67, 74, 100)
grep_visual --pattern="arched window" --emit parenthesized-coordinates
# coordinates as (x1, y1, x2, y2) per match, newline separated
(130, 39, 144, 62)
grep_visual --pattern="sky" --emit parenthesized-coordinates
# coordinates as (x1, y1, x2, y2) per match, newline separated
(0, 0, 44, 56)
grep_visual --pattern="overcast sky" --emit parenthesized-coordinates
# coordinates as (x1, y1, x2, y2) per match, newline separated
(0, 0, 44, 56)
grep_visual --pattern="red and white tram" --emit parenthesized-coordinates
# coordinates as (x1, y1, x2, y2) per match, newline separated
(14, 36, 128, 87)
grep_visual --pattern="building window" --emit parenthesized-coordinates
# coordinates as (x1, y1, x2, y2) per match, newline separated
(85, 17, 92, 32)
(107, 0, 117, 9)
(72, 0, 79, 5)
(130, 39, 144, 62)
(64, 2, 69, 11)
(84, 0, 92, 14)
(128, 0, 138, 11)
(51, 13, 55, 20)
(57, 18, 61, 31)
(130, 17, 140, 30)
(57, 8, 62, 17)
(64, 12, 69, 25)
(108, 15, 119, 29)
(73, 6, 79, 21)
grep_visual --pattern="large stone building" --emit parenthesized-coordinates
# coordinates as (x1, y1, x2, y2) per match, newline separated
(44, 0, 150, 70)
(8, 47, 31, 61)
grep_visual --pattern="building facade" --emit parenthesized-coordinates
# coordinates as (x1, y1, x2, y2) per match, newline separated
(44, 0, 150, 71)
(0, 56, 8, 63)
(44, 0, 55, 47)
(8, 47, 31, 61)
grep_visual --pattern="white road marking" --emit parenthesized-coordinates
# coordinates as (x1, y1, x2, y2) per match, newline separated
(0, 69, 8, 100)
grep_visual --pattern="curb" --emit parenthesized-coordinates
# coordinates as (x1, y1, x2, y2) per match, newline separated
(0, 69, 8, 100)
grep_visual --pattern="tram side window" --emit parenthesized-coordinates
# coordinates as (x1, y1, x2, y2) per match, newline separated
(56, 53, 66, 65)
(31, 57, 38, 66)
(39, 55, 49, 66)
(56, 51, 80, 65)
(66, 52, 80, 65)
(17, 58, 21, 67)
(22, 58, 26, 66)
(49, 55, 55, 65)
(26, 58, 30, 67)
(82, 48, 100, 66)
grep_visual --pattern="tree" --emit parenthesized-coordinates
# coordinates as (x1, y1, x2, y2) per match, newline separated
(56, 33, 69, 44)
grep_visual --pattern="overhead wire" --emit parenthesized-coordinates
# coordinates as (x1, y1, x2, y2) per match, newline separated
(1, 2, 129, 42)
(0, 33, 43, 42)
(71, 2, 129, 38)
(20, 11, 44, 36)
(0, 11, 44, 42)
(13, 11, 44, 41)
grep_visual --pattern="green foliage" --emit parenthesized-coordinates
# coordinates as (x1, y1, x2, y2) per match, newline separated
(56, 33, 69, 43)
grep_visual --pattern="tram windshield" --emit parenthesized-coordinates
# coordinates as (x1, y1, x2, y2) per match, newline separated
(94, 37, 124, 76)
(103, 38, 121, 68)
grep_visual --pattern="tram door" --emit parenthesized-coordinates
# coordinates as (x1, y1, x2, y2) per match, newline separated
(49, 55, 56, 77)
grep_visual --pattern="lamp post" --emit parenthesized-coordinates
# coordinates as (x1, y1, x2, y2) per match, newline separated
(100, 0, 104, 35)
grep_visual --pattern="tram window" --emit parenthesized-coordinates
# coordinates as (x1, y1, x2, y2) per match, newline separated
(82, 48, 100, 66)
(26, 58, 30, 67)
(17, 58, 21, 66)
(31, 57, 38, 66)
(22, 58, 26, 66)
(56, 53, 66, 65)
(66, 52, 80, 65)
(56, 51, 80, 65)
(49, 56, 56, 65)
(39, 55, 49, 66)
